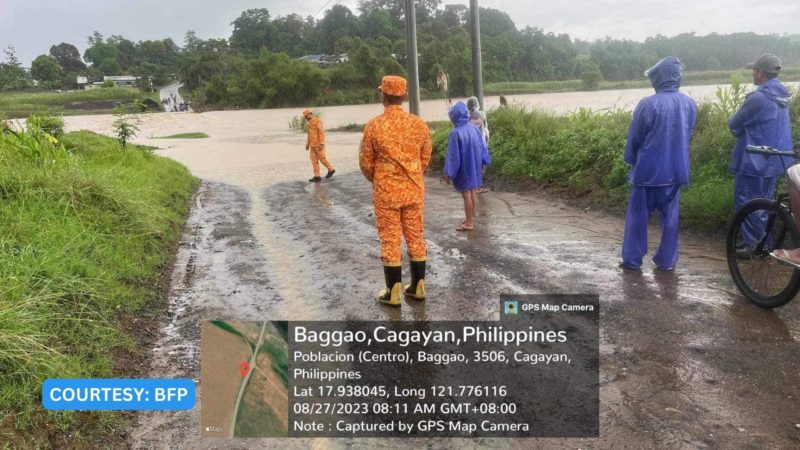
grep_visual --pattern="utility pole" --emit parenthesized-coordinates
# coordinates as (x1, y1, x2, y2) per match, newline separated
(469, 0, 484, 110)
(404, 0, 421, 115)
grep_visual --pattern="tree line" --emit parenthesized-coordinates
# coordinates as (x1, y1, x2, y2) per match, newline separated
(2, 0, 799, 107)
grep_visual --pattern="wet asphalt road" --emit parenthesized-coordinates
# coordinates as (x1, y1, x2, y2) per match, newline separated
(131, 172, 800, 449)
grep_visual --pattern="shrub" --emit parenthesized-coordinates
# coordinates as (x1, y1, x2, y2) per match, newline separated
(580, 64, 604, 90)
(711, 72, 747, 119)
(1, 116, 70, 168)
(112, 109, 141, 149)
(790, 89, 800, 144)
(27, 112, 64, 138)
(289, 111, 321, 133)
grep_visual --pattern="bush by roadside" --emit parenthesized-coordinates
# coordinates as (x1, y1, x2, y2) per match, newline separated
(0, 122, 197, 447)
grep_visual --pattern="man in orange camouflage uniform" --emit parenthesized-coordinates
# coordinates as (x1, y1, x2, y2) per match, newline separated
(304, 109, 335, 182)
(359, 76, 432, 306)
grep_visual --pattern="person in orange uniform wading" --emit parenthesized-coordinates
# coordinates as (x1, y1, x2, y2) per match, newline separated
(304, 109, 335, 182)
(359, 76, 432, 306)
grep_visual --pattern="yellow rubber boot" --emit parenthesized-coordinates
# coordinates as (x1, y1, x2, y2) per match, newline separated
(405, 259, 426, 300)
(378, 265, 402, 306)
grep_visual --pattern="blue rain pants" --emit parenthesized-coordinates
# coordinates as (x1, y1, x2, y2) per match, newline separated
(734, 173, 777, 247)
(622, 185, 681, 270)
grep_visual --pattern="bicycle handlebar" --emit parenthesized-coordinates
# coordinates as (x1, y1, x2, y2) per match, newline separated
(745, 145, 798, 158)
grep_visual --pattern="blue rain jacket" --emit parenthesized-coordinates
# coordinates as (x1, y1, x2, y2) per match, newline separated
(625, 56, 698, 186)
(444, 102, 491, 192)
(728, 78, 794, 177)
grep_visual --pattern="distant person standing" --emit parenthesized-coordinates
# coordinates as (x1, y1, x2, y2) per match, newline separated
(728, 54, 794, 251)
(467, 96, 491, 194)
(303, 109, 335, 183)
(436, 69, 452, 109)
(467, 96, 489, 143)
(359, 76, 432, 306)
(621, 56, 698, 271)
(444, 102, 491, 231)
(467, 97, 489, 143)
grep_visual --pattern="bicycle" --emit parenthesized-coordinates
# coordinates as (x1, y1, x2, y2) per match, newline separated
(726, 144, 800, 308)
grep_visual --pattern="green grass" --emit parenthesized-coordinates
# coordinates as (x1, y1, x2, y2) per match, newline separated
(329, 123, 365, 132)
(154, 132, 210, 139)
(0, 87, 160, 119)
(426, 120, 450, 131)
(259, 338, 289, 389)
(432, 88, 800, 233)
(485, 67, 800, 96)
(0, 127, 197, 447)
(235, 389, 287, 438)
(486, 79, 585, 95)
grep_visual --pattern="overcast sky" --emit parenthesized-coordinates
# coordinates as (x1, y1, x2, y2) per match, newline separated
(1, 0, 799, 66)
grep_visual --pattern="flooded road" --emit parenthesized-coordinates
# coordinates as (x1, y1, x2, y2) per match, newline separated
(62, 86, 800, 449)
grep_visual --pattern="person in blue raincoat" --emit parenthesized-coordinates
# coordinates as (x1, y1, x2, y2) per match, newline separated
(728, 54, 795, 250)
(444, 101, 491, 231)
(621, 56, 698, 271)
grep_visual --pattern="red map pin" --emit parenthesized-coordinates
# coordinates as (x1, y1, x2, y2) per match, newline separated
(239, 361, 250, 377)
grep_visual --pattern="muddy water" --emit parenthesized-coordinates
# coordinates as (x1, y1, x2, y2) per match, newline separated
(65, 82, 800, 136)
(58, 87, 800, 449)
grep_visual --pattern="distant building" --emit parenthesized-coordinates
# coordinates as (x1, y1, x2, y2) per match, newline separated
(103, 75, 138, 87)
(84, 75, 138, 89)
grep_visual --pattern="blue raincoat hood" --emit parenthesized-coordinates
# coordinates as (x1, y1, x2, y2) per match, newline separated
(646, 56, 682, 92)
(449, 101, 470, 126)
(757, 78, 791, 108)
(444, 102, 491, 192)
(625, 59, 698, 186)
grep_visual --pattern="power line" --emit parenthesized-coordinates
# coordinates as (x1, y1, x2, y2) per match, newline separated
(313, 0, 340, 19)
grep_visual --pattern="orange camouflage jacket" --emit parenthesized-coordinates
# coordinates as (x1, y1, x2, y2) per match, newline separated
(359, 105, 432, 207)
(306, 117, 325, 149)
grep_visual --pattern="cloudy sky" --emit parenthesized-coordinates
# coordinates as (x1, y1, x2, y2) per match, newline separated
(1, 0, 798, 66)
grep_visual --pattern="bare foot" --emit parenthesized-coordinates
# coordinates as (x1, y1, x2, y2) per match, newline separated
(772, 248, 800, 267)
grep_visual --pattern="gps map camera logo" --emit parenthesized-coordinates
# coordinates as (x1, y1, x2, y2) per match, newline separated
(503, 300, 519, 315)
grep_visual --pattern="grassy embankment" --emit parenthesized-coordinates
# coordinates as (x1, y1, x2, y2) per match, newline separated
(0, 122, 197, 447)
(155, 132, 210, 139)
(0, 87, 160, 119)
(485, 67, 800, 96)
(432, 81, 800, 233)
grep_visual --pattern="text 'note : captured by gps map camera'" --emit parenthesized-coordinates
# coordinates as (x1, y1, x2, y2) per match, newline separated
(200, 295, 599, 438)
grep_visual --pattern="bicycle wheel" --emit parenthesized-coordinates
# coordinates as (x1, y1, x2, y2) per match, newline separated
(727, 199, 800, 308)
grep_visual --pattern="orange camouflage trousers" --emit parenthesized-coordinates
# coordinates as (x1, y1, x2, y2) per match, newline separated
(375, 202, 427, 265)
(310, 146, 334, 177)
